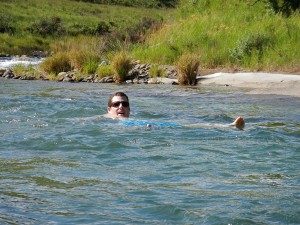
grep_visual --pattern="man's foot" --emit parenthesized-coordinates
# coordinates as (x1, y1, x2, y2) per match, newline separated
(231, 116, 245, 129)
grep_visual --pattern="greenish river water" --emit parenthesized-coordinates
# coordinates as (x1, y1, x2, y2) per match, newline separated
(0, 78, 299, 224)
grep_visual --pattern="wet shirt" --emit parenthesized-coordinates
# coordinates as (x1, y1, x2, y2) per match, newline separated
(119, 119, 182, 127)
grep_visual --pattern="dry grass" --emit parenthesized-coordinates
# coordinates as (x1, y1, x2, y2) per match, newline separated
(39, 52, 71, 75)
(111, 51, 132, 83)
(176, 53, 200, 85)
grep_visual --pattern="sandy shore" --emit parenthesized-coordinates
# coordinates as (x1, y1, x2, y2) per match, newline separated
(196, 72, 300, 97)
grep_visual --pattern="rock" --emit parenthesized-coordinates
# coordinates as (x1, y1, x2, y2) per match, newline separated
(3, 69, 14, 79)
(57, 72, 67, 81)
(63, 77, 74, 82)
(99, 76, 114, 83)
(32, 50, 48, 57)
(98, 61, 108, 67)
(0, 68, 6, 76)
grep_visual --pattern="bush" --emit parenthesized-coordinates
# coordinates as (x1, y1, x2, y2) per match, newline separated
(67, 24, 95, 36)
(111, 51, 132, 83)
(0, 13, 15, 34)
(94, 21, 111, 35)
(126, 17, 163, 43)
(39, 52, 71, 74)
(26, 17, 65, 37)
(229, 33, 274, 64)
(261, 0, 300, 17)
(176, 53, 200, 86)
(97, 65, 113, 78)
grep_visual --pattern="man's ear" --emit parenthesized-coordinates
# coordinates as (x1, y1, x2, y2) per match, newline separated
(107, 107, 111, 113)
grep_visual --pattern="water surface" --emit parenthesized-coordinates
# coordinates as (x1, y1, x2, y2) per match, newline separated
(0, 78, 299, 224)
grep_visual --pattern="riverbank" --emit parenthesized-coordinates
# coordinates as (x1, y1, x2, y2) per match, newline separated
(1, 67, 299, 97)
(1, 57, 299, 97)
(196, 72, 300, 97)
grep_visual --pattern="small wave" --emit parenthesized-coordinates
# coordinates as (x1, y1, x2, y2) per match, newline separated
(0, 56, 44, 69)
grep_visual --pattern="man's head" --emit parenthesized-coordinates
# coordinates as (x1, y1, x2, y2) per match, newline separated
(107, 92, 130, 118)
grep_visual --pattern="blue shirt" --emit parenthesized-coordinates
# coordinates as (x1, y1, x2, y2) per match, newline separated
(119, 119, 182, 127)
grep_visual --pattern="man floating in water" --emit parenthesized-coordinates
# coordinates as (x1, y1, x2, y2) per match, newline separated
(104, 91, 245, 130)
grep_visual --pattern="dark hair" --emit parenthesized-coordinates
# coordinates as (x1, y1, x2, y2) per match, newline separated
(107, 92, 129, 107)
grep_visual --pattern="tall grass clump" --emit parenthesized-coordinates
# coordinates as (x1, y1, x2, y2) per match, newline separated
(12, 64, 42, 79)
(111, 51, 132, 83)
(97, 65, 113, 79)
(39, 52, 71, 75)
(42, 36, 103, 75)
(149, 64, 166, 78)
(176, 53, 200, 86)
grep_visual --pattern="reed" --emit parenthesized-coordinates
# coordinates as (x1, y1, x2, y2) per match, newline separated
(176, 53, 200, 86)
(111, 51, 132, 83)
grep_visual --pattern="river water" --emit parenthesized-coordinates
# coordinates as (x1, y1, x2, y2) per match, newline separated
(0, 78, 299, 224)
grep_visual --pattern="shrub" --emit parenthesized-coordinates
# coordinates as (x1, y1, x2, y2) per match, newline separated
(26, 17, 65, 37)
(39, 52, 71, 74)
(0, 13, 15, 34)
(111, 51, 132, 83)
(126, 17, 163, 43)
(260, 0, 300, 17)
(176, 53, 200, 86)
(67, 24, 94, 36)
(97, 65, 113, 78)
(94, 21, 111, 35)
(229, 33, 274, 64)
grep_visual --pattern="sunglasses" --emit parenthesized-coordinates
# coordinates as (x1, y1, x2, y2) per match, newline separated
(111, 101, 129, 108)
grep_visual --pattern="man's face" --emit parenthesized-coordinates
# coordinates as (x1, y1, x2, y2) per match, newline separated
(107, 96, 130, 118)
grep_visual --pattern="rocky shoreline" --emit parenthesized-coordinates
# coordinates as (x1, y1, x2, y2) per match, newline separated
(0, 62, 179, 85)
(1, 58, 299, 97)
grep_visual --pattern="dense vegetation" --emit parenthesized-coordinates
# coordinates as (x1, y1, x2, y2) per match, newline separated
(0, 0, 172, 55)
(133, 0, 300, 72)
(71, 0, 179, 8)
(0, 0, 299, 77)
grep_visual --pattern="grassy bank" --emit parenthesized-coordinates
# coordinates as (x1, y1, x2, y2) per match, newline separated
(1, 0, 299, 78)
(132, 0, 300, 73)
(0, 0, 173, 55)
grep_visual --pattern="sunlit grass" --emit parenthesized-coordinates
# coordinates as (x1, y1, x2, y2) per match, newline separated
(132, 0, 300, 72)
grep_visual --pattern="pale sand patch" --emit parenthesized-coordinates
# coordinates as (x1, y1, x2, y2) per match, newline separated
(197, 72, 300, 97)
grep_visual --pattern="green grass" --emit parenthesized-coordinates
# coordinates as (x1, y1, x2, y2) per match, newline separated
(132, 0, 300, 72)
(0, 0, 173, 55)
(1, 0, 299, 74)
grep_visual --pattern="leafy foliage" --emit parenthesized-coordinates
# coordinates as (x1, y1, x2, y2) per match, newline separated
(230, 33, 274, 64)
(0, 13, 15, 34)
(256, 0, 300, 16)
